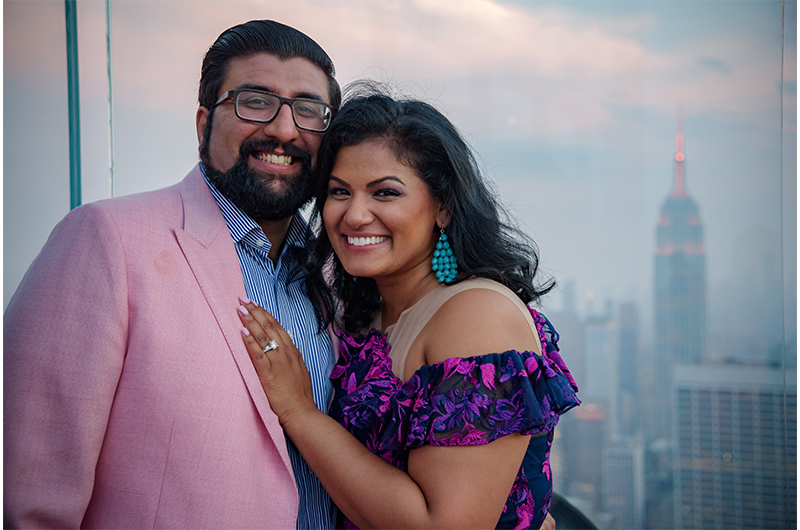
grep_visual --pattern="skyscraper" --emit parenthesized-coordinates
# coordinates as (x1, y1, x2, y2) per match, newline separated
(645, 118, 708, 526)
(617, 302, 640, 436)
(673, 365, 797, 529)
(650, 118, 707, 445)
(583, 312, 617, 406)
(558, 402, 608, 521)
(654, 118, 706, 367)
(603, 435, 646, 529)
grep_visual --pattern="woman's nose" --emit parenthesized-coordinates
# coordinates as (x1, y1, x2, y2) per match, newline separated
(343, 197, 374, 228)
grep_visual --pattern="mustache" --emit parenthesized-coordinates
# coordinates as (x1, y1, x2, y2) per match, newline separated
(239, 139, 312, 166)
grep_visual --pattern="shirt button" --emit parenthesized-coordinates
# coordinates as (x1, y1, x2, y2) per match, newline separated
(256, 240, 265, 247)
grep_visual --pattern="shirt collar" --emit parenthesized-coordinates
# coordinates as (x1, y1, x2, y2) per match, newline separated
(201, 163, 308, 250)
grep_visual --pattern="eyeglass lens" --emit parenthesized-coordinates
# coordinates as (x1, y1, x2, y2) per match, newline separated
(236, 91, 331, 131)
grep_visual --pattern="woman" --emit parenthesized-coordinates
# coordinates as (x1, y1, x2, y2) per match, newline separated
(238, 89, 579, 529)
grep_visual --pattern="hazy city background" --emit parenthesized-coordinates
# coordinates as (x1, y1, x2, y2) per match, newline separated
(4, 1, 796, 528)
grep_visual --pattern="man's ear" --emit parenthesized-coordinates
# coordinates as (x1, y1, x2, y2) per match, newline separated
(196, 107, 209, 146)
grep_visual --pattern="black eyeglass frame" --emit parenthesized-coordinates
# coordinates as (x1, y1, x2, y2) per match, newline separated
(210, 89, 334, 132)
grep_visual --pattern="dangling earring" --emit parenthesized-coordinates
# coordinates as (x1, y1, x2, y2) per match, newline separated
(432, 226, 458, 284)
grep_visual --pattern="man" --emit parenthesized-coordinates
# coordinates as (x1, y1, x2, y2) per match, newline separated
(4, 20, 340, 529)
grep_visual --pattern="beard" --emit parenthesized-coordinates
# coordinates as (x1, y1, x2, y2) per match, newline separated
(201, 132, 316, 222)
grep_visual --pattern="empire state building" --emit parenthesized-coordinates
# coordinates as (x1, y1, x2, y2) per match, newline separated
(654, 120, 706, 366)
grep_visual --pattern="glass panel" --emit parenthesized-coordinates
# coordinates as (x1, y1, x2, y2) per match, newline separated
(4, 1, 72, 308)
(4, 2, 795, 528)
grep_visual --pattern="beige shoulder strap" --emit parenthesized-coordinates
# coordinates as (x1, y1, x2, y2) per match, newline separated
(385, 278, 539, 380)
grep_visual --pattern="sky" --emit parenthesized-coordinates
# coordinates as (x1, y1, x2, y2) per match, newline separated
(4, 0, 796, 353)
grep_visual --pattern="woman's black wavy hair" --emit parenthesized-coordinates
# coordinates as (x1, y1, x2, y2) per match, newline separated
(305, 83, 554, 333)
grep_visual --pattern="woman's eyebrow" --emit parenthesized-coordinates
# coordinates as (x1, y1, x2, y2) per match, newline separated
(328, 176, 349, 186)
(366, 176, 404, 187)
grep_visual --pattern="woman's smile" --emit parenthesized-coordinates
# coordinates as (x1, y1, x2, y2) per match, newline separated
(345, 235, 390, 248)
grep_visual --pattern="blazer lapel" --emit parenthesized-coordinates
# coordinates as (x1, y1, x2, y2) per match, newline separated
(173, 166, 295, 477)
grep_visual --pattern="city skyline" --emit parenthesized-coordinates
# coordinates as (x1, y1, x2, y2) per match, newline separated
(547, 98, 793, 525)
(549, 174, 795, 527)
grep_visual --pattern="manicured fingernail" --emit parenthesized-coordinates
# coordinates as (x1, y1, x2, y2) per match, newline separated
(239, 295, 251, 304)
(238, 305, 249, 315)
(241, 327, 250, 336)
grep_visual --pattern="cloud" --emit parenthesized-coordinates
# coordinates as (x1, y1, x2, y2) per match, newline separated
(698, 57, 733, 75)
(5, 1, 791, 139)
(302, 0, 788, 137)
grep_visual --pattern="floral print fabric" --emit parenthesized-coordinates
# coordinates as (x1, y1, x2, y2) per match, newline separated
(329, 308, 580, 529)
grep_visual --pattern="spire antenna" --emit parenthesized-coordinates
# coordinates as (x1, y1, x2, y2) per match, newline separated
(672, 109, 687, 197)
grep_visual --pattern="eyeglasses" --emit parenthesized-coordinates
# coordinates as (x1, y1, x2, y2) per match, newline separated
(211, 89, 334, 132)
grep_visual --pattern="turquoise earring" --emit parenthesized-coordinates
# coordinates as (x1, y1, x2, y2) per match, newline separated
(432, 227, 458, 284)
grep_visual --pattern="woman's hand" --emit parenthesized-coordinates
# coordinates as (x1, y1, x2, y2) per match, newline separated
(237, 296, 318, 427)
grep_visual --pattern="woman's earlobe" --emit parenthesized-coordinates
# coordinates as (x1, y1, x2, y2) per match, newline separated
(437, 209, 452, 229)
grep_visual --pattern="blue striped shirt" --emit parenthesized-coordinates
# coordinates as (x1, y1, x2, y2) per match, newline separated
(203, 166, 337, 529)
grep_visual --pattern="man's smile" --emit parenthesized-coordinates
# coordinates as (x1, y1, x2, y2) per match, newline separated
(254, 152, 294, 166)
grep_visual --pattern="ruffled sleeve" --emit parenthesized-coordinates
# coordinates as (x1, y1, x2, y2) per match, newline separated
(330, 307, 580, 456)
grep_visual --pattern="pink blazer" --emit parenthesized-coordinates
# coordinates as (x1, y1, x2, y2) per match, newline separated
(4, 165, 301, 529)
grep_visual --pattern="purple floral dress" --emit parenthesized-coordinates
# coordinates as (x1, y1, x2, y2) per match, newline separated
(329, 308, 580, 530)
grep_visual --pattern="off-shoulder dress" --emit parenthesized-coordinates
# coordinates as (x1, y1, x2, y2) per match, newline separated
(329, 278, 580, 529)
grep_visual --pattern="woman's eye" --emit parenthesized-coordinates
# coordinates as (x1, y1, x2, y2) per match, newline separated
(375, 188, 402, 198)
(327, 187, 349, 198)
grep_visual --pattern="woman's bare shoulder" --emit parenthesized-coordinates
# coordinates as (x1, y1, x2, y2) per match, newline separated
(421, 287, 539, 365)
